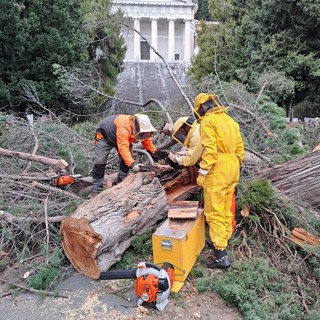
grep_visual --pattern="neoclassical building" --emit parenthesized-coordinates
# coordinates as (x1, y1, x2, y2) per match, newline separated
(111, 0, 198, 64)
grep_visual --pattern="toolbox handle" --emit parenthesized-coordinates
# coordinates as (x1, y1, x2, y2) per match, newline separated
(161, 239, 173, 250)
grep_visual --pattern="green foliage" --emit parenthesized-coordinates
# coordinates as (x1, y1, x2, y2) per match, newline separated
(208, 0, 233, 22)
(195, 0, 213, 21)
(0, 0, 87, 113)
(189, 266, 208, 279)
(73, 121, 97, 141)
(28, 267, 60, 290)
(193, 0, 320, 117)
(237, 178, 276, 211)
(196, 258, 305, 319)
(27, 248, 65, 290)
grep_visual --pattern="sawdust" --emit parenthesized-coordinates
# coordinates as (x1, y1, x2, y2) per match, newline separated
(0, 272, 242, 320)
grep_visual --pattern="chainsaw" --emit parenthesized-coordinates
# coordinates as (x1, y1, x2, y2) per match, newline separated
(98, 261, 174, 311)
(51, 174, 82, 188)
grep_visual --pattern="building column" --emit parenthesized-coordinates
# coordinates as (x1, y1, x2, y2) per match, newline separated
(168, 18, 175, 62)
(133, 18, 141, 61)
(184, 19, 192, 63)
(150, 18, 158, 61)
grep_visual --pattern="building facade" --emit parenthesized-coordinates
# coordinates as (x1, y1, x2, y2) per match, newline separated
(111, 0, 198, 64)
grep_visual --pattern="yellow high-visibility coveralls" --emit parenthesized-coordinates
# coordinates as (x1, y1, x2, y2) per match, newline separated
(199, 108, 244, 250)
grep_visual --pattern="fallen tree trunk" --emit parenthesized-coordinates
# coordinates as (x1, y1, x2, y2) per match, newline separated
(258, 151, 320, 209)
(61, 166, 198, 278)
(0, 147, 68, 172)
(61, 171, 168, 277)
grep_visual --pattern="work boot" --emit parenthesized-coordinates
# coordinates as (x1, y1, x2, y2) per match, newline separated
(205, 237, 214, 250)
(206, 249, 231, 269)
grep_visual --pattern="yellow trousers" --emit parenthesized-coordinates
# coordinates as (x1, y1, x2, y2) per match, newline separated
(203, 154, 240, 250)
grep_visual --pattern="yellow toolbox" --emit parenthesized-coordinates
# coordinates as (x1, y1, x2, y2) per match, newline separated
(152, 204, 205, 292)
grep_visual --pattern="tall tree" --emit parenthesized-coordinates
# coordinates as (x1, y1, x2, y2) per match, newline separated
(82, 0, 126, 97)
(0, 0, 86, 113)
(195, 0, 213, 21)
(192, 0, 320, 117)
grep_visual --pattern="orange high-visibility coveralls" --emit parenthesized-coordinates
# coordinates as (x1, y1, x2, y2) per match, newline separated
(199, 108, 244, 250)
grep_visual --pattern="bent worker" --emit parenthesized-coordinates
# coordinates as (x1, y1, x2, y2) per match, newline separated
(194, 93, 244, 269)
(92, 114, 160, 195)
(166, 116, 202, 167)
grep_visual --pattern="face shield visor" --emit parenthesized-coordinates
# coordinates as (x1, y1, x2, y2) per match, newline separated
(194, 94, 225, 120)
(135, 131, 153, 141)
(132, 114, 156, 141)
(171, 116, 195, 145)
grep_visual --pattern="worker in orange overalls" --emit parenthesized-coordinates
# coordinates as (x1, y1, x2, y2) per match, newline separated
(92, 114, 162, 195)
(194, 93, 244, 269)
(162, 116, 238, 234)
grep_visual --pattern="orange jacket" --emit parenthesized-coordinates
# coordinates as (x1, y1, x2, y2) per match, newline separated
(97, 115, 157, 167)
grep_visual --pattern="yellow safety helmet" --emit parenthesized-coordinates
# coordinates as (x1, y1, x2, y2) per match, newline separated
(193, 93, 227, 120)
(172, 116, 196, 145)
(132, 114, 156, 141)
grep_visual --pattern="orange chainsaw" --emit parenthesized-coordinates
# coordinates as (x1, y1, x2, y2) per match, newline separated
(98, 261, 174, 311)
(51, 174, 82, 188)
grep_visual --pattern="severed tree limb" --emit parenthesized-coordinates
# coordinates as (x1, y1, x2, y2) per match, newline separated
(61, 171, 169, 278)
(0, 210, 65, 224)
(0, 147, 68, 172)
(6, 282, 69, 299)
(21, 82, 90, 144)
(31, 181, 82, 201)
(1, 174, 52, 181)
(230, 102, 273, 137)
(22, 132, 39, 175)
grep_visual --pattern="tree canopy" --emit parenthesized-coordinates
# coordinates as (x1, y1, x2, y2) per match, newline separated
(0, 0, 126, 116)
(0, 0, 86, 112)
(191, 0, 320, 118)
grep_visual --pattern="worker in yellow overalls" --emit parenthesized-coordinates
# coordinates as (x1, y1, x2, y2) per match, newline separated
(194, 93, 244, 268)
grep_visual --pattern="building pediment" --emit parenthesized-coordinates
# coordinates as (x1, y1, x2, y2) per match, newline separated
(112, 0, 195, 7)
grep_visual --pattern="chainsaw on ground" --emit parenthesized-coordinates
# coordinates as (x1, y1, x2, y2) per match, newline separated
(98, 261, 174, 311)
(51, 174, 82, 188)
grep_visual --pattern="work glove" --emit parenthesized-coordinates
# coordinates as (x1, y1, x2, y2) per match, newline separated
(168, 152, 183, 165)
(131, 163, 143, 173)
(154, 150, 168, 160)
(148, 150, 168, 161)
(196, 168, 209, 188)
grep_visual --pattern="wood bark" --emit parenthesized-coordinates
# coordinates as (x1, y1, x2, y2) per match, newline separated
(61, 172, 168, 277)
(60, 166, 198, 278)
(258, 151, 320, 209)
(0, 147, 68, 172)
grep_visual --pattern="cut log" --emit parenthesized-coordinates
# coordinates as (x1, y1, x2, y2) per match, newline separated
(258, 151, 320, 209)
(61, 172, 168, 277)
(60, 166, 199, 278)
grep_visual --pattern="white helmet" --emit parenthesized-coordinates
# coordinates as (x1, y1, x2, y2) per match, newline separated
(132, 114, 156, 140)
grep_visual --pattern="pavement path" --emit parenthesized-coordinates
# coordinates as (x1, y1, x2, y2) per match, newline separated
(0, 271, 242, 320)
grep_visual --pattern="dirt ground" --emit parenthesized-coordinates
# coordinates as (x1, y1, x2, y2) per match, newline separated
(0, 270, 242, 320)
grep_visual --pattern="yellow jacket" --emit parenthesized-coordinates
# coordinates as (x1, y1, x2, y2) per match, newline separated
(181, 122, 203, 166)
(199, 108, 244, 171)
